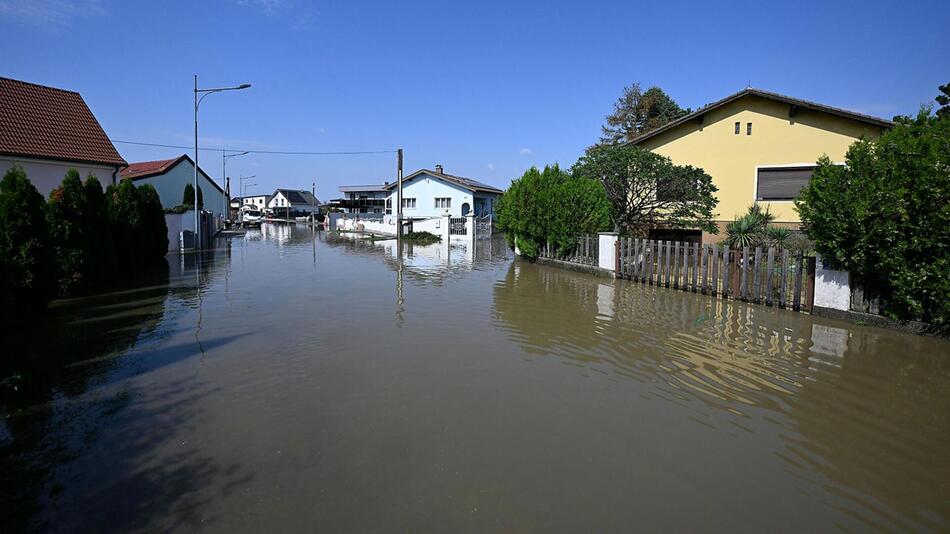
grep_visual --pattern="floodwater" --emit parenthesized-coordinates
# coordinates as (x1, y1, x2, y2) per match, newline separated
(2, 223, 948, 532)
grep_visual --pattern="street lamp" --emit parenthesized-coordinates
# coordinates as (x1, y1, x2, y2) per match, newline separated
(194, 75, 250, 248)
(223, 150, 249, 221)
(239, 174, 257, 202)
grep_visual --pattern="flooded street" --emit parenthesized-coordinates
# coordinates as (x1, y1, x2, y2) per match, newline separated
(3, 223, 949, 532)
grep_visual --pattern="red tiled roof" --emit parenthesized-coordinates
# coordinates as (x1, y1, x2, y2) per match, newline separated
(0, 77, 126, 167)
(120, 156, 182, 179)
(121, 154, 225, 195)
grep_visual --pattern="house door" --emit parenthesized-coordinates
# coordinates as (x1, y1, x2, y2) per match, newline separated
(461, 202, 471, 216)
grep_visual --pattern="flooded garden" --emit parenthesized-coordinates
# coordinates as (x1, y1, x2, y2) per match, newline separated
(2, 224, 948, 532)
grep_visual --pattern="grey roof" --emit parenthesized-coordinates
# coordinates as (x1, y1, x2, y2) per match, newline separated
(274, 188, 320, 205)
(338, 184, 388, 193)
(626, 87, 895, 146)
(382, 169, 503, 194)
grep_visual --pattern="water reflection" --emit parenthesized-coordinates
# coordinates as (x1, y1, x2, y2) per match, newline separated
(0, 238, 236, 531)
(2, 224, 947, 532)
(492, 261, 950, 530)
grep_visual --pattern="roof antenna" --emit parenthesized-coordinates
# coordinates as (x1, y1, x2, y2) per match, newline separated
(746, 80, 752, 90)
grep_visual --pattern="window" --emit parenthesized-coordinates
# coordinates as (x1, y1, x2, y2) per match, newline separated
(756, 166, 815, 201)
(746, 122, 752, 135)
(734, 122, 740, 134)
(435, 197, 451, 209)
(385, 198, 392, 208)
(402, 198, 416, 209)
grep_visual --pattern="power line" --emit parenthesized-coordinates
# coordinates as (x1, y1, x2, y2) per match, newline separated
(110, 138, 397, 156)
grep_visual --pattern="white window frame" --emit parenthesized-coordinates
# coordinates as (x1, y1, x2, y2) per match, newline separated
(434, 197, 451, 209)
(402, 198, 416, 209)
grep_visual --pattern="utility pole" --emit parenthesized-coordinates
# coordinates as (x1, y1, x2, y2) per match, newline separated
(396, 148, 403, 238)
(311, 180, 316, 231)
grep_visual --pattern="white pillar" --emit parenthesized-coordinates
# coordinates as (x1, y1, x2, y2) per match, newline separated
(442, 214, 451, 242)
(598, 232, 618, 273)
(465, 214, 475, 241)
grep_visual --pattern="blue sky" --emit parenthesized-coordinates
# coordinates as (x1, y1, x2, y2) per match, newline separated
(1, 0, 947, 201)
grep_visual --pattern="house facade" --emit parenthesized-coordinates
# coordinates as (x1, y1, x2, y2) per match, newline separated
(120, 154, 228, 220)
(336, 184, 389, 214)
(0, 77, 127, 196)
(268, 189, 320, 217)
(627, 88, 892, 242)
(240, 194, 271, 209)
(383, 165, 502, 218)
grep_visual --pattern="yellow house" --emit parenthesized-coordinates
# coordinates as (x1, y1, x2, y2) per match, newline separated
(627, 88, 892, 242)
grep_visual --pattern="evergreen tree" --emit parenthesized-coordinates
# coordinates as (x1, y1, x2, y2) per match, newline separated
(600, 84, 688, 145)
(0, 166, 54, 324)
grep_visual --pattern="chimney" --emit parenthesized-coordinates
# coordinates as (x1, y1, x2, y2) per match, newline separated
(435, 164, 443, 174)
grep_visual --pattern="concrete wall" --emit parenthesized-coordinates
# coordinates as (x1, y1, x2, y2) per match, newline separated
(813, 253, 851, 311)
(386, 172, 499, 218)
(164, 210, 196, 252)
(1, 155, 117, 197)
(637, 94, 886, 225)
(130, 159, 227, 219)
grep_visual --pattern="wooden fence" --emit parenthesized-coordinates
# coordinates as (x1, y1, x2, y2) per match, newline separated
(540, 234, 599, 266)
(616, 238, 816, 312)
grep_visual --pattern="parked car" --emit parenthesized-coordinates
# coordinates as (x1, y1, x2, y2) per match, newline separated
(241, 207, 263, 227)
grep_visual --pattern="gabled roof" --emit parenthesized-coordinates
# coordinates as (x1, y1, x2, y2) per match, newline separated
(626, 87, 895, 146)
(120, 154, 224, 194)
(0, 77, 126, 167)
(273, 188, 320, 205)
(338, 184, 388, 193)
(382, 169, 503, 194)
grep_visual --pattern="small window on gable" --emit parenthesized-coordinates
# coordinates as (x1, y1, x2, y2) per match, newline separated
(747, 122, 752, 135)
(734, 122, 740, 135)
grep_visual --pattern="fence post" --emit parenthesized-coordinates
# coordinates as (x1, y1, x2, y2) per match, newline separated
(442, 214, 451, 242)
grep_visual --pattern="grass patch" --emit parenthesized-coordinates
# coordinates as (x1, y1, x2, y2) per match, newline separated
(403, 231, 442, 244)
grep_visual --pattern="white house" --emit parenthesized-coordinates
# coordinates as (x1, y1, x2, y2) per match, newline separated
(268, 188, 320, 217)
(335, 184, 388, 214)
(120, 154, 228, 220)
(383, 165, 502, 218)
(0, 77, 127, 196)
(237, 194, 271, 209)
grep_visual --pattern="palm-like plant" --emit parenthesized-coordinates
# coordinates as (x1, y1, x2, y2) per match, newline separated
(725, 213, 760, 248)
(764, 226, 791, 248)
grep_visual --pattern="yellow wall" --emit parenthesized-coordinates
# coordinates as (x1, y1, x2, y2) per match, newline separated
(637, 95, 884, 229)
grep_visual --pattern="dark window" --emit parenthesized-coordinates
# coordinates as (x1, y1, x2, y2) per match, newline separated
(756, 166, 815, 201)
(734, 122, 740, 134)
(746, 122, 752, 135)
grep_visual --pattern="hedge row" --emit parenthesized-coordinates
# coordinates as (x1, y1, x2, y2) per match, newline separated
(0, 166, 168, 327)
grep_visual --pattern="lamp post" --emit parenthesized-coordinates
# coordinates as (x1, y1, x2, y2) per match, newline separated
(239, 175, 257, 203)
(223, 150, 249, 221)
(194, 75, 250, 249)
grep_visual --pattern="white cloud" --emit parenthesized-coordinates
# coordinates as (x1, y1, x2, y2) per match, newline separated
(487, 163, 495, 171)
(314, 127, 327, 134)
(519, 148, 532, 155)
(0, 0, 106, 31)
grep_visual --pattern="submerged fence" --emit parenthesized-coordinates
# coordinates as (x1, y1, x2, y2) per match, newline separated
(616, 238, 816, 312)
(539, 234, 599, 266)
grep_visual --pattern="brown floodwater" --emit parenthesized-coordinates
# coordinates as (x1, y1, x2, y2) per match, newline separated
(2, 223, 948, 532)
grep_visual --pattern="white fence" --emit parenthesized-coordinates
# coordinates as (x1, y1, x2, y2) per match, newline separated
(333, 214, 481, 241)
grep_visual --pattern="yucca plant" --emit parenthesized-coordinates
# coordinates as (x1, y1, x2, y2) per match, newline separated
(764, 226, 791, 248)
(725, 213, 760, 248)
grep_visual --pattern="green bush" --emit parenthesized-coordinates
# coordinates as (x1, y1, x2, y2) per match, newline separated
(0, 166, 55, 324)
(496, 165, 612, 259)
(796, 109, 950, 325)
(403, 231, 441, 244)
(47, 170, 90, 296)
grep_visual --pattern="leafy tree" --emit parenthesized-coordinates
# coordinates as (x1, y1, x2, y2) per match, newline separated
(600, 84, 688, 145)
(937, 82, 950, 118)
(496, 165, 612, 258)
(572, 144, 718, 236)
(796, 109, 950, 325)
(197, 185, 204, 209)
(0, 166, 54, 324)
